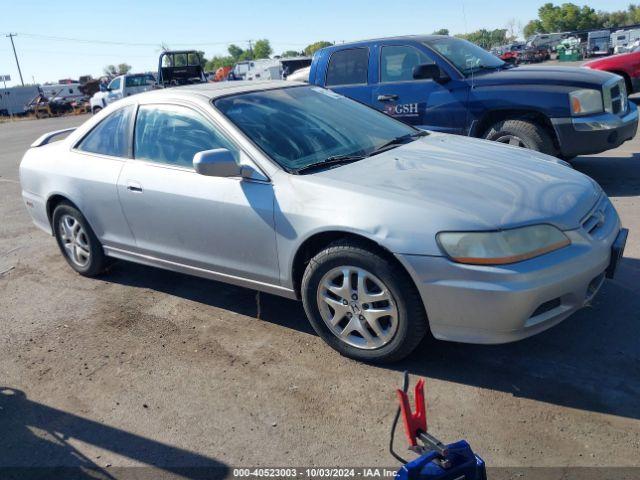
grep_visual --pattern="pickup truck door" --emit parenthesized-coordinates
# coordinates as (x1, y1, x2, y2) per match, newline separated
(106, 77, 124, 104)
(116, 103, 280, 286)
(371, 44, 469, 134)
(322, 47, 374, 105)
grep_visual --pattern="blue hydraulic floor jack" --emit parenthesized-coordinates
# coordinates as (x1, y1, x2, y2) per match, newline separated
(391, 373, 487, 480)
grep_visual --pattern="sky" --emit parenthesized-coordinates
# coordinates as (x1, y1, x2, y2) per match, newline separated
(0, 0, 634, 86)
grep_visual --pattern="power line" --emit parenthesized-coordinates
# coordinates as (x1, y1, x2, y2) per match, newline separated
(6, 33, 24, 86)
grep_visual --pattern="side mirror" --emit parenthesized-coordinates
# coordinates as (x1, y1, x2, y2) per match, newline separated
(412, 63, 447, 82)
(193, 149, 241, 177)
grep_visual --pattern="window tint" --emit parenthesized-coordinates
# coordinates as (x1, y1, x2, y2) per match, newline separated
(108, 77, 121, 90)
(326, 48, 368, 86)
(76, 105, 134, 157)
(134, 104, 237, 168)
(380, 46, 434, 83)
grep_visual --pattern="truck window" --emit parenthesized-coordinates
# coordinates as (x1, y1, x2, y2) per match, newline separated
(380, 45, 434, 83)
(326, 48, 368, 86)
(108, 77, 121, 90)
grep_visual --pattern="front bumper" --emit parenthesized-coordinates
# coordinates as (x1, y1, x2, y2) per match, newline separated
(397, 198, 622, 344)
(551, 103, 638, 157)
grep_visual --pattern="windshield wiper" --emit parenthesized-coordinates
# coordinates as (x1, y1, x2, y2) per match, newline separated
(294, 131, 428, 174)
(368, 130, 428, 156)
(294, 153, 367, 174)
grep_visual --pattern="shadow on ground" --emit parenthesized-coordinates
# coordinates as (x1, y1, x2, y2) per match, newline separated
(573, 152, 640, 197)
(0, 387, 228, 480)
(100, 252, 640, 422)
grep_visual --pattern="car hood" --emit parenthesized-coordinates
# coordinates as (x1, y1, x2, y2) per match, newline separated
(306, 133, 600, 232)
(472, 65, 615, 88)
(583, 51, 640, 69)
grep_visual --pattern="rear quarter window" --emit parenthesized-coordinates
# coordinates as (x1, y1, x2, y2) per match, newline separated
(325, 48, 369, 86)
(76, 105, 134, 157)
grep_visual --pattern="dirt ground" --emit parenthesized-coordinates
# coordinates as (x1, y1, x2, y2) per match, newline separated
(1, 114, 639, 479)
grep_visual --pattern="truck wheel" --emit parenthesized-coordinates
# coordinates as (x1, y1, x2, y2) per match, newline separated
(301, 240, 428, 363)
(92, 106, 102, 115)
(484, 119, 558, 156)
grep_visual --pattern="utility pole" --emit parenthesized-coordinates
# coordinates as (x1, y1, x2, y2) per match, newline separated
(6, 33, 24, 86)
(247, 40, 253, 59)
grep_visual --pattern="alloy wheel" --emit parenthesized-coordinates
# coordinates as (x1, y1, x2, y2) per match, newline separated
(316, 266, 398, 349)
(58, 214, 91, 268)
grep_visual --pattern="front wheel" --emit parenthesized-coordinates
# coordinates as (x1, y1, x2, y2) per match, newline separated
(484, 119, 558, 156)
(52, 203, 108, 276)
(301, 241, 428, 363)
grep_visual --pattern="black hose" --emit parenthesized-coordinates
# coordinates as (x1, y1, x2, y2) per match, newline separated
(389, 371, 410, 464)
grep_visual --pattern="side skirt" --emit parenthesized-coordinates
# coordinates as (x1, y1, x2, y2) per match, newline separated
(103, 246, 298, 300)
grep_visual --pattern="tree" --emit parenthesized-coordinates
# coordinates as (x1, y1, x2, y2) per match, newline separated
(457, 29, 509, 49)
(432, 28, 450, 36)
(281, 50, 302, 57)
(505, 18, 522, 41)
(228, 44, 244, 60)
(205, 56, 235, 72)
(103, 63, 131, 76)
(523, 2, 604, 37)
(304, 41, 333, 56)
(252, 39, 272, 59)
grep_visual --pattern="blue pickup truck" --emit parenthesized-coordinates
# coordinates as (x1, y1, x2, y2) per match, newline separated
(309, 35, 638, 158)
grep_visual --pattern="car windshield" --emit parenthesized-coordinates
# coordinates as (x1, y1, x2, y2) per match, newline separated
(425, 37, 506, 76)
(214, 86, 417, 172)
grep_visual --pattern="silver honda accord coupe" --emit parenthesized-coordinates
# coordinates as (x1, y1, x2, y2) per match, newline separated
(20, 81, 628, 362)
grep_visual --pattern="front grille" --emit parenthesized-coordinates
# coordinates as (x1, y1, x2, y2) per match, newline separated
(581, 194, 608, 237)
(603, 78, 628, 115)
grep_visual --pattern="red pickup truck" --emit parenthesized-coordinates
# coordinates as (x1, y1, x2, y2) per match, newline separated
(583, 48, 640, 93)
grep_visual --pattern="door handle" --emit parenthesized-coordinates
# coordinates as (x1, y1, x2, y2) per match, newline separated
(377, 94, 399, 102)
(126, 181, 143, 193)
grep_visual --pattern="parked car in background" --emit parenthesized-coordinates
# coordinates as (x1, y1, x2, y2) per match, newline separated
(583, 47, 640, 93)
(310, 35, 638, 158)
(521, 46, 551, 63)
(90, 73, 155, 113)
(20, 82, 628, 362)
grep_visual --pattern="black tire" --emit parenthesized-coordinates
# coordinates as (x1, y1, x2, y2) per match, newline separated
(92, 106, 102, 115)
(484, 119, 558, 156)
(301, 240, 428, 363)
(52, 202, 107, 277)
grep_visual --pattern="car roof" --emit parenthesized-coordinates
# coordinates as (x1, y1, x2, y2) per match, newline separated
(134, 80, 296, 102)
(319, 34, 447, 50)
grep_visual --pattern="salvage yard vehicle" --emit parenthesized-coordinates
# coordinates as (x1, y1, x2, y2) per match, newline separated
(90, 73, 155, 113)
(309, 35, 638, 158)
(584, 47, 640, 93)
(20, 82, 628, 362)
(157, 50, 207, 87)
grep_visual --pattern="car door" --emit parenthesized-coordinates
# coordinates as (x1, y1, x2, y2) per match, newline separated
(372, 44, 469, 133)
(106, 77, 123, 104)
(70, 104, 137, 250)
(324, 47, 372, 105)
(116, 102, 280, 285)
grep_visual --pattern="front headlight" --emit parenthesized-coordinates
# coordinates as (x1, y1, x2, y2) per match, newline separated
(436, 225, 570, 265)
(569, 89, 603, 116)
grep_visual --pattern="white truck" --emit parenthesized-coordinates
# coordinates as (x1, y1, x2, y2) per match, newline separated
(89, 73, 155, 113)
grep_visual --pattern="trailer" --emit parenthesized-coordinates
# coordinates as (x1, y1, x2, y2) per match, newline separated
(587, 30, 612, 56)
(0, 86, 40, 116)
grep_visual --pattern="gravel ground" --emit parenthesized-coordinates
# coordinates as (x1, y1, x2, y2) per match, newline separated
(0, 114, 639, 479)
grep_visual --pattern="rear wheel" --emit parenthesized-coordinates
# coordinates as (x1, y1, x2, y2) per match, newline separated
(92, 106, 102, 115)
(52, 203, 107, 276)
(484, 119, 558, 156)
(301, 240, 428, 363)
